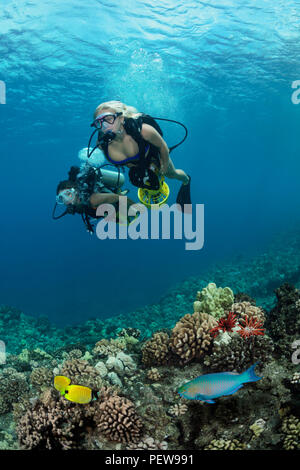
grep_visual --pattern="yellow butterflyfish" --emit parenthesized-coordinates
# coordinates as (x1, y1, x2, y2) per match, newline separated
(54, 375, 71, 394)
(54, 376, 93, 404)
(64, 384, 93, 404)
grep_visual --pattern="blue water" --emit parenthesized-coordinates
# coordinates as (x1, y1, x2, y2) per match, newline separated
(1, 0, 300, 326)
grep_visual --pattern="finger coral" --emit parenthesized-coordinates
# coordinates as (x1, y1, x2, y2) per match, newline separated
(170, 312, 217, 364)
(193, 283, 234, 320)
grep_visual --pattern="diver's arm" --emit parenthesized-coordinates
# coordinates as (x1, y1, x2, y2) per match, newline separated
(90, 193, 136, 208)
(90, 193, 119, 208)
(140, 124, 170, 174)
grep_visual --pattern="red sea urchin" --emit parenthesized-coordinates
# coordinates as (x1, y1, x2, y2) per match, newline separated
(209, 312, 237, 338)
(237, 315, 265, 339)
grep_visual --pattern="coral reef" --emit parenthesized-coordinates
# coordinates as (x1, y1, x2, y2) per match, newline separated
(17, 389, 89, 450)
(203, 335, 274, 372)
(266, 283, 300, 358)
(1, 272, 299, 450)
(126, 436, 168, 450)
(193, 283, 234, 319)
(231, 301, 266, 324)
(168, 403, 188, 417)
(147, 368, 162, 382)
(60, 358, 103, 390)
(204, 438, 246, 450)
(30, 366, 53, 392)
(0, 368, 28, 415)
(142, 331, 171, 367)
(170, 312, 217, 364)
(281, 415, 300, 450)
(94, 393, 143, 444)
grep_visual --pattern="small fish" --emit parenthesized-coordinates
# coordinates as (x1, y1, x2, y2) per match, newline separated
(177, 362, 262, 404)
(54, 375, 71, 394)
(54, 375, 93, 404)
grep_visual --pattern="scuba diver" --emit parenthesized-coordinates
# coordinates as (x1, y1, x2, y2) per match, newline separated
(87, 100, 191, 210)
(53, 159, 138, 233)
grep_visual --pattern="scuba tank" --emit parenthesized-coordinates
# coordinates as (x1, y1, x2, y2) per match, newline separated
(97, 168, 125, 189)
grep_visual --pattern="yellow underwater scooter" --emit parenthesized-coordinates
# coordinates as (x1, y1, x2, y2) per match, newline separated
(137, 170, 170, 209)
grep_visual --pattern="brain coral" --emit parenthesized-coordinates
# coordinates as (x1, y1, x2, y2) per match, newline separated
(170, 312, 217, 364)
(193, 283, 234, 320)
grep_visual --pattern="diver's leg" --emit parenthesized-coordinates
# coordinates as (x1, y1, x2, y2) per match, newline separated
(164, 157, 189, 185)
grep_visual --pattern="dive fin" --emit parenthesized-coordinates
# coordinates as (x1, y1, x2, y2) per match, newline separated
(176, 175, 192, 211)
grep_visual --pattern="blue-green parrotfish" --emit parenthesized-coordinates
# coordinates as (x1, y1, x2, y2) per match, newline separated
(177, 362, 262, 404)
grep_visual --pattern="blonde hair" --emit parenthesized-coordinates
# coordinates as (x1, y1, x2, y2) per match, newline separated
(93, 100, 140, 119)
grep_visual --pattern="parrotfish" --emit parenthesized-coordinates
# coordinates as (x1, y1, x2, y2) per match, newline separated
(177, 362, 262, 404)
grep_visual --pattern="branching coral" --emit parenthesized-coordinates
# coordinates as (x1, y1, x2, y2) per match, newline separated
(170, 312, 217, 364)
(94, 394, 143, 444)
(17, 389, 90, 450)
(30, 367, 53, 391)
(93, 338, 126, 357)
(142, 332, 171, 367)
(60, 358, 103, 390)
(231, 301, 266, 324)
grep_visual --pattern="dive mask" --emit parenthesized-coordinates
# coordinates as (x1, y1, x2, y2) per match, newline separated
(91, 112, 122, 130)
(56, 188, 76, 205)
